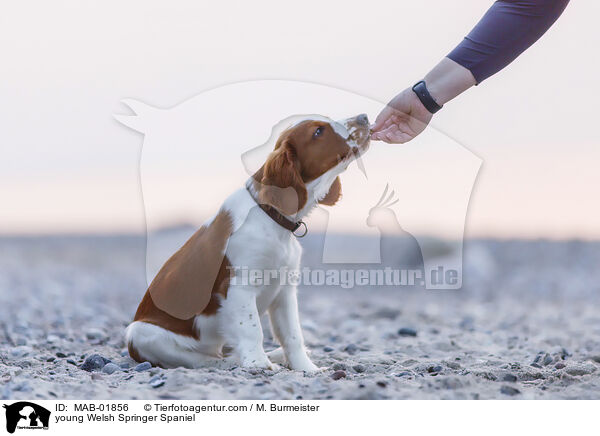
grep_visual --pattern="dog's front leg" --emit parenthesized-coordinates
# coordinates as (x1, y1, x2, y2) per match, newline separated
(221, 286, 272, 369)
(268, 286, 319, 372)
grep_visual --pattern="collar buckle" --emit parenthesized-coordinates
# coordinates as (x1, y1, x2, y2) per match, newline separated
(292, 221, 308, 238)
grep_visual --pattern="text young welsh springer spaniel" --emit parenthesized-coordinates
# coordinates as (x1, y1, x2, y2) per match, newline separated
(126, 114, 370, 371)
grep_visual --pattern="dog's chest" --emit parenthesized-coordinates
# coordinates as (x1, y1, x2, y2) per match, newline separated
(226, 210, 302, 311)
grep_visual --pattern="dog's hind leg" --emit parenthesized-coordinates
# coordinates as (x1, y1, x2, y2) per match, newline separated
(126, 321, 219, 369)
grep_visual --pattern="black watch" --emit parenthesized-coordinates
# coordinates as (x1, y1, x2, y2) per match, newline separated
(412, 80, 443, 114)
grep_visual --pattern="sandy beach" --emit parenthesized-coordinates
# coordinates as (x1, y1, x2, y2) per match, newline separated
(1, 233, 599, 400)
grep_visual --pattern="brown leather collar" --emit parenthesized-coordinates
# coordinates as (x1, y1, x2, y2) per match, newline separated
(245, 182, 308, 237)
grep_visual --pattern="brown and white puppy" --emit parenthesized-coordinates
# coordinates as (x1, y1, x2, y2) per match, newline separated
(126, 114, 370, 370)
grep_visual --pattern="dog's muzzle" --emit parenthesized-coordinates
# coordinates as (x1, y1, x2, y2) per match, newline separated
(340, 113, 371, 153)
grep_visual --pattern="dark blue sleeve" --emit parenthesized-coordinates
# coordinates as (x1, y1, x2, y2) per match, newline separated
(447, 0, 569, 83)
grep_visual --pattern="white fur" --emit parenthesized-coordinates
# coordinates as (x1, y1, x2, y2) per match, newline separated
(126, 118, 364, 371)
(126, 321, 210, 369)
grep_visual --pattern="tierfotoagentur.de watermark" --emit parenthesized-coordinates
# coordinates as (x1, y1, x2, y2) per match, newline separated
(226, 266, 459, 289)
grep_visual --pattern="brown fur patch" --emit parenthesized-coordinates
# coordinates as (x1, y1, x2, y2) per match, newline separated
(254, 120, 352, 214)
(132, 210, 233, 339)
(259, 141, 308, 215)
(318, 176, 342, 206)
(127, 341, 144, 363)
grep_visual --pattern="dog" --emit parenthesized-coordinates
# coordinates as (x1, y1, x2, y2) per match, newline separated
(126, 114, 370, 371)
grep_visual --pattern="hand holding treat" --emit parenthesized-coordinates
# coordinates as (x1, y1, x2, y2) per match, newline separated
(370, 87, 433, 144)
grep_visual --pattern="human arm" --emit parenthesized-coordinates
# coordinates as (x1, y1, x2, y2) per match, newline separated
(371, 0, 570, 144)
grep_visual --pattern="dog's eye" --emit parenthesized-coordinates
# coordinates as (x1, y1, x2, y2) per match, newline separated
(313, 126, 324, 139)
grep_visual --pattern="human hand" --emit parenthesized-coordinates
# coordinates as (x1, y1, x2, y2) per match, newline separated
(370, 87, 433, 144)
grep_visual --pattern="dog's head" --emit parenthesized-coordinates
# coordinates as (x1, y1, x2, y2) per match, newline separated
(254, 114, 370, 215)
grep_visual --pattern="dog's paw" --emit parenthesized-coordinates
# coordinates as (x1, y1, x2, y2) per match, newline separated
(266, 347, 287, 365)
(289, 360, 324, 373)
(240, 354, 274, 370)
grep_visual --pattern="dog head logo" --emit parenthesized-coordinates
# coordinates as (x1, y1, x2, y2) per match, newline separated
(114, 80, 481, 290)
(3, 402, 50, 433)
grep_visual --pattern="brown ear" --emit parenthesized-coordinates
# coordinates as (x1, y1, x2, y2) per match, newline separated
(258, 139, 307, 215)
(319, 176, 342, 206)
(146, 210, 233, 320)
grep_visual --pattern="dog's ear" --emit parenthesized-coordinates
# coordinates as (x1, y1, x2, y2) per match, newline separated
(259, 138, 307, 215)
(318, 176, 342, 206)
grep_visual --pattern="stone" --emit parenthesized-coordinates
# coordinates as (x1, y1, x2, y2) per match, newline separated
(101, 363, 120, 375)
(10, 347, 32, 358)
(331, 370, 346, 380)
(398, 328, 417, 337)
(589, 355, 600, 364)
(500, 385, 520, 396)
(149, 376, 165, 388)
(352, 364, 366, 373)
(85, 328, 106, 341)
(372, 308, 400, 320)
(80, 354, 110, 372)
(565, 364, 596, 376)
(344, 344, 359, 355)
(134, 362, 152, 372)
(427, 365, 443, 374)
(439, 377, 463, 390)
(459, 317, 475, 331)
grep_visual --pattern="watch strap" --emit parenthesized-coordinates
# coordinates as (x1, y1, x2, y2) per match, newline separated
(412, 80, 443, 114)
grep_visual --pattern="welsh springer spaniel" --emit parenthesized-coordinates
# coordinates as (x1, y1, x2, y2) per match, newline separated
(126, 114, 370, 371)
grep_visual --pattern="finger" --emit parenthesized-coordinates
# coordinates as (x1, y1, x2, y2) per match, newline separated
(371, 131, 384, 141)
(376, 124, 399, 138)
(371, 107, 394, 132)
(385, 129, 414, 144)
(371, 126, 397, 143)
(375, 125, 413, 144)
(372, 114, 398, 134)
(372, 124, 398, 141)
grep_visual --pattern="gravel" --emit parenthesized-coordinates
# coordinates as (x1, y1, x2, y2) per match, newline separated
(1, 235, 600, 399)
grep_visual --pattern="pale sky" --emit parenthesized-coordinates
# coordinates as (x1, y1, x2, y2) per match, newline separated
(1, 0, 599, 239)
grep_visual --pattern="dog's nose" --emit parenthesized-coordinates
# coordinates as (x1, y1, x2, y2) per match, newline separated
(356, 113, 369, 126)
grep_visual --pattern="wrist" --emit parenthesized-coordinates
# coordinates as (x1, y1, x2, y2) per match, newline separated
(423, 57, 476, 106)
(412, 81, 443, 114)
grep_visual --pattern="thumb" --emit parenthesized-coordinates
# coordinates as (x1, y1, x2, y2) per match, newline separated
(371, 106, 393, 132)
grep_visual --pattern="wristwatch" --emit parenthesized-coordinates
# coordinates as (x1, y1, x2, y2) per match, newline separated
(412, 80, 443, 114)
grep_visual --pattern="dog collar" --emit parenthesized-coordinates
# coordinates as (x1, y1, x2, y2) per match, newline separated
(245, 182, 308, 238)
